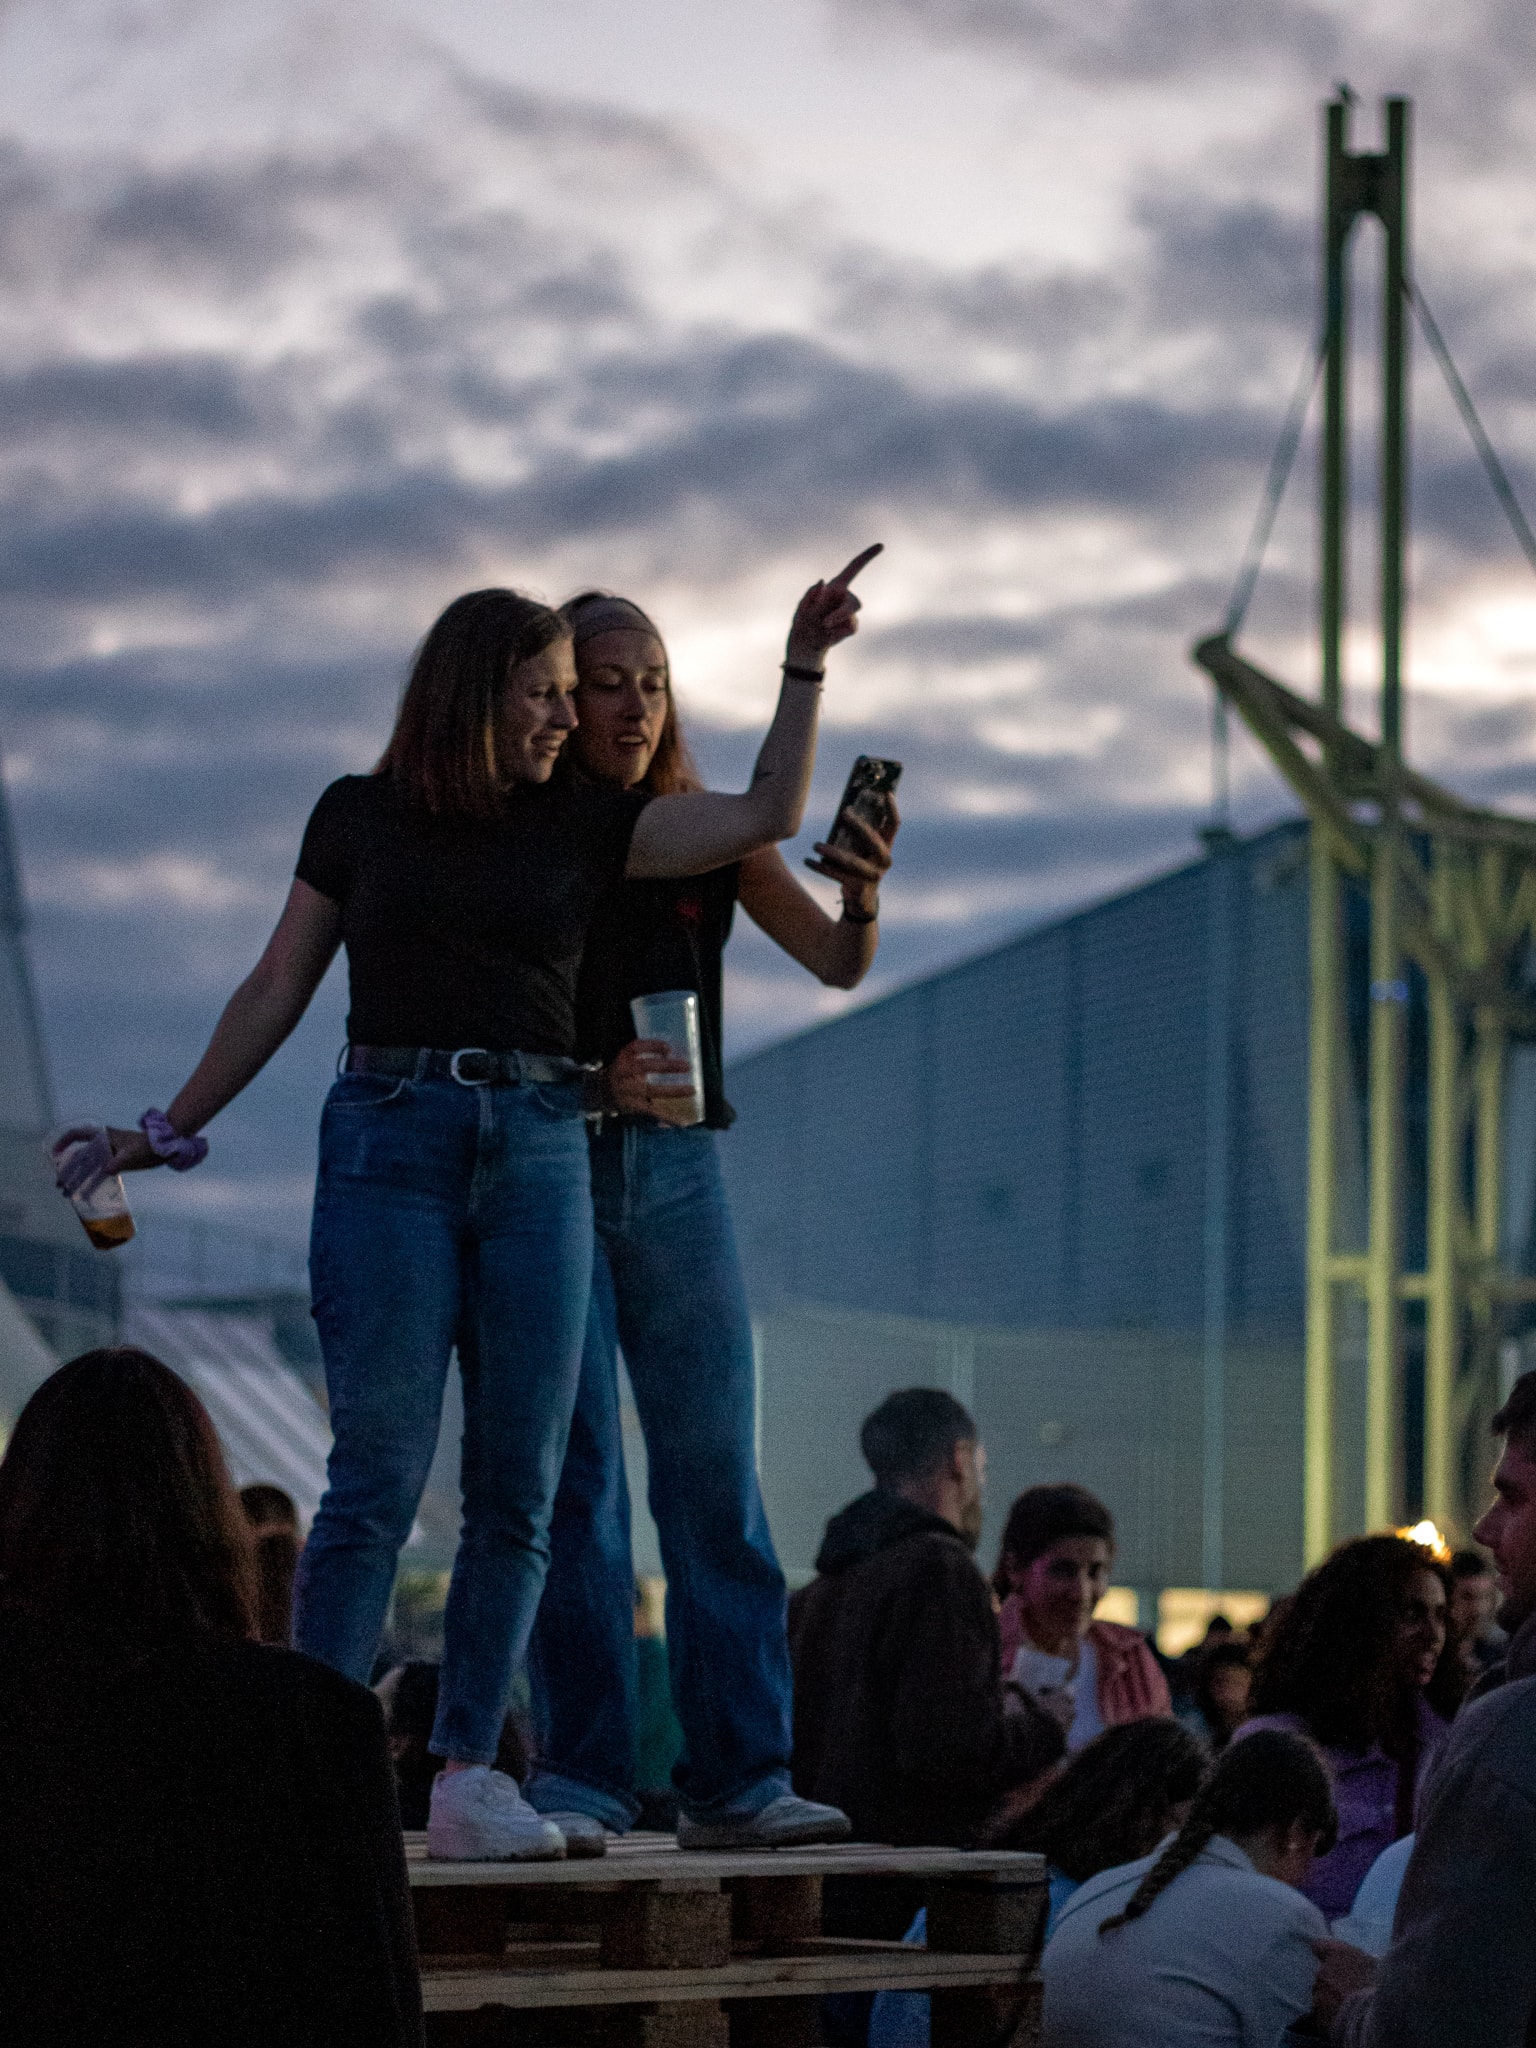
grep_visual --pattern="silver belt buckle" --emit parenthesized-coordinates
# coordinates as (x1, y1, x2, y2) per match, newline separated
(449, 1047, 491, 1086)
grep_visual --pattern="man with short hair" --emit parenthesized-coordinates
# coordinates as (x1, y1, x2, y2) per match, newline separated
(789, 1388, 1063, 1855)
(1316, 1370, 1536, 2047)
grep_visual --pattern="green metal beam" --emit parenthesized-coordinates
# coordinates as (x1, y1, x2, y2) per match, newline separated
(1192, 93, 1536, 1549)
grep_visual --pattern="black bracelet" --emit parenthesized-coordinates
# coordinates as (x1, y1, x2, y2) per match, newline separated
(781, 662, 825, 684)
(842, 901, 879, 925)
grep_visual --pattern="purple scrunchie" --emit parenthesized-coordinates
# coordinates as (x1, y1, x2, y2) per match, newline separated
(139, 1109, 209, 1172)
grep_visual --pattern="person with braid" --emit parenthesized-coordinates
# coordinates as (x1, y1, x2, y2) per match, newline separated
(1040, 1727, 1336, 2048)
(870, 1720, 1208, 2048)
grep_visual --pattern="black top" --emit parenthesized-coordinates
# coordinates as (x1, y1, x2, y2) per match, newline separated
(576, 862, 740, 1128)
(296, 772, 649, 1055)
(0, 1618, 422, 2047)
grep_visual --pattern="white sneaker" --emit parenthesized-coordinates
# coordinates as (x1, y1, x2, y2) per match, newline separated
(541, 1810, 610, 1859)
(676, 1793, 852, 1851)
(427, 1767, 567, 1862)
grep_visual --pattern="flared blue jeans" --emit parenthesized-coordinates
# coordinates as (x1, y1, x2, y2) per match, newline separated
(525, 1121, 793, 1826)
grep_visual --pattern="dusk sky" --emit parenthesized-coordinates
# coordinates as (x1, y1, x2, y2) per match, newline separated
(5, 0, 1536, 1248)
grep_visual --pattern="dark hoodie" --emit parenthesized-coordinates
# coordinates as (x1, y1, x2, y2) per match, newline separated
(788, 1489, 1065, 1851)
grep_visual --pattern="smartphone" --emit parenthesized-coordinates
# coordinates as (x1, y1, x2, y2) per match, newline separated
(828, 756, 902, 853)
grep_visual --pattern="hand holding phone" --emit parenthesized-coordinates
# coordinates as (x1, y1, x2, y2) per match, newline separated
(804, 755, 902, 900)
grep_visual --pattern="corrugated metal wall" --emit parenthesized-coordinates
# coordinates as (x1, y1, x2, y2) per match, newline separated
(720, 820, 1315, 1594)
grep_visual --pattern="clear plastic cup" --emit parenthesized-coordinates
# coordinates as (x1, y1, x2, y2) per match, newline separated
(629, 991, 705, 1127)
(47, 1127, 137, 1251)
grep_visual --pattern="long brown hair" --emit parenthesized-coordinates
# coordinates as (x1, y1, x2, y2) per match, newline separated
(1251, 1534, 1460, 1749)
(1098, 1728, 1335, 1935)
(560, 589, 703, 796)
(377, 587, 570, 817)
(990, 1719, 1207, 1879)
(0, 1348, 256, 1643)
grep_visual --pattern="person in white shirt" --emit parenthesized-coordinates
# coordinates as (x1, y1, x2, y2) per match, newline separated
(1041, 1726, 1337, 2048)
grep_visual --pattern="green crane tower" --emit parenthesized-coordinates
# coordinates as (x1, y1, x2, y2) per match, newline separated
(1196, 94, 1536, 1555)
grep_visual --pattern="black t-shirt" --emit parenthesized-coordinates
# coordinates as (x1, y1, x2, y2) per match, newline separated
(296, 772, 648, 1056)
(576, 864, 740, 1128)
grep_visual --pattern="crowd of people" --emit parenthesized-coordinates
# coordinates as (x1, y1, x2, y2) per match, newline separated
(787, 1378, 1536, 2048)
(17, 567, 1536, 2043)
(3, 1339, 1532, 2044)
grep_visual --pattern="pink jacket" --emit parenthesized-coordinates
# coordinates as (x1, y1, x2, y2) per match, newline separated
(996, 1597, 1173, 1726)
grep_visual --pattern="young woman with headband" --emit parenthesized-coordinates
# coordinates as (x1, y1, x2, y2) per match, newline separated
(1041, 1726, 1337, 2047)
(59, 551, 878, 1863)
(522, 586, 897, 1852)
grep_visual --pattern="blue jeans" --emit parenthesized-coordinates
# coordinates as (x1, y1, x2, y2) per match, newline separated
(525, 1121, 793, 1827)
(293, 1066, 594, 1763)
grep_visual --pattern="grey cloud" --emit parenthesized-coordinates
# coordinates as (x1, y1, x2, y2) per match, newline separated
(826, 250, 1124, 363)
(0, 467, 491, 603)
(456, 68, 717, 188)
(1411, 441, 1536, 573)
(0, 355, 274, 445)
(526, 336, 1275, 536)
(0, 329, 1279, 611)
(828, 0, 1536, 151)
(829, 0, 1338, 81)
(1140, 196, 1314, 332)
(863, 573, 1299, 668)
(869, 614, 1052, 663)
(91, 162, 313, 279)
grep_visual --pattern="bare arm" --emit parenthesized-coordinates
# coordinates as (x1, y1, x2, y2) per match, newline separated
(104, 879, 342, 1172)
(625, 545, 881, 880)
(738, 798, 898, 990)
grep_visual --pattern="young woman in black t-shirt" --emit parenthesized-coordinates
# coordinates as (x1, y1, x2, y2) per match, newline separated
(71, 560, 878, 1863)
(523, 591, 896, 1851)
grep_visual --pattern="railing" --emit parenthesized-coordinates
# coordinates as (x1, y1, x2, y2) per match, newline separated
(118, 1216, 309, 1304)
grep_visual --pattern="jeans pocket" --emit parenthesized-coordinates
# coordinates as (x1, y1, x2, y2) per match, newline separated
(525, 1083, 584, 1121)
(326, 1072, 411, 1111)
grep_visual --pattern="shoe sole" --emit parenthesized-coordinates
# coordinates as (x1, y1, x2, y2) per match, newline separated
(426, 1834, 568, 1863)
(561, 1831, 608, 1859)
(678, 1819, 853, 1852)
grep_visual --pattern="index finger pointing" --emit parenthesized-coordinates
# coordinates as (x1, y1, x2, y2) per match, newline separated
(827, 542, 883, 591)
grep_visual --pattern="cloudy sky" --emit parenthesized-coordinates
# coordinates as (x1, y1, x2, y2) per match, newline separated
(5, 0, 1536, 1250)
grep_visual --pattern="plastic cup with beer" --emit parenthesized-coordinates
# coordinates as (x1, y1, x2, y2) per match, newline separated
(629, 991, 706, 1127)
(47, 1125, 137, 1251)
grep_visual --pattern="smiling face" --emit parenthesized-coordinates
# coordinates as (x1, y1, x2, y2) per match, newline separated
(1392, 1566, 1448, 1694)
(1008, 1535, 1112, 1652)
(570, 628, 670, 789)
(498, 636, 579, 782)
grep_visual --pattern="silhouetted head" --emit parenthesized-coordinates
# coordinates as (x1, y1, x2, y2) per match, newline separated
(860, 1387, 984, 1547)
(0, 1347, 254, 1644)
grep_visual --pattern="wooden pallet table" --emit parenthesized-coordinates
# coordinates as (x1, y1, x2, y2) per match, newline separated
(406, 1833, 1046, 2048)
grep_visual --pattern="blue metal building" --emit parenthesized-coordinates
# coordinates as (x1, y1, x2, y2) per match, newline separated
(719, 821, 1318, 1602)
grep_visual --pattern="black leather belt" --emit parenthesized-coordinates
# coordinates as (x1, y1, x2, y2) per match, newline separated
(345, 1045, 588, 1088)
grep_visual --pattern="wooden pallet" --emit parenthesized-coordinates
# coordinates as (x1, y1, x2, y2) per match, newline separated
(407, 1832, 1046, 2048)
